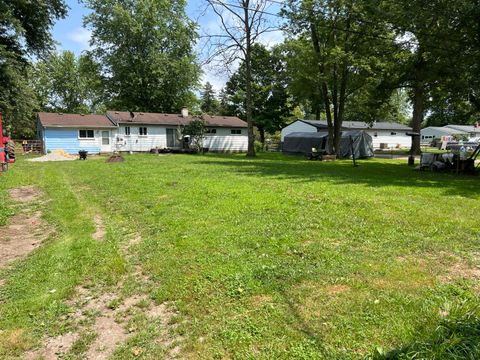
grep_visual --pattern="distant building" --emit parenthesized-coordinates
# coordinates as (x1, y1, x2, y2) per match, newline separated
(420, 123, 480, 144)
(281, 120, 412, 149)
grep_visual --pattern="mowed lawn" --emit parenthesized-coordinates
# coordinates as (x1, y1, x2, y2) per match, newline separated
(0, 153, 479, 359)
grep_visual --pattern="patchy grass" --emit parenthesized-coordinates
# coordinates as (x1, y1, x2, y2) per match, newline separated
(0, 153, 479, 359)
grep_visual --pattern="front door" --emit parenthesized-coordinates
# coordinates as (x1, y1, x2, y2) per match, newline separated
(101, 130, 111, 152)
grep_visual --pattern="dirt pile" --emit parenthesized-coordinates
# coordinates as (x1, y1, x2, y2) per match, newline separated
(29, 149, 76, 162)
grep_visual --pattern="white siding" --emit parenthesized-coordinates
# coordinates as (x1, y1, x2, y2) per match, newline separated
(114, 125, 248, 152)
(115, 125, 168, 152)
(203, 128, 248, 152)
(281, 121, 317, 141)
(78, 129, 113, 153)
(368, 130, 411, 149)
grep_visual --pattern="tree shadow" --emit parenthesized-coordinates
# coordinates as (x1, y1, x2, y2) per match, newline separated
(195, 154, 479, 199)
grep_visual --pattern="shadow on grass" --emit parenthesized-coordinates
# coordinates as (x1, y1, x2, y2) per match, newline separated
(195, 154, 479, 198)
(369, 300, 480, 360)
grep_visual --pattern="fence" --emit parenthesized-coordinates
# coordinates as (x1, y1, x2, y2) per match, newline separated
(14, 139, 44, 154)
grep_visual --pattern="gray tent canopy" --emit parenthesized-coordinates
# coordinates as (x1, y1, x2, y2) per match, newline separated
(282, 130, 374, 159)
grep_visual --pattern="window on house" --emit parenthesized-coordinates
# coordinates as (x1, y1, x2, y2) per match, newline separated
(79, 129, 94, 139)
(206, 128, 217, 134)
(373, 132, 378, 137)
(125, 126, 131, 136)
(231, 129, 242, 135)
(139, 127, 148, 136)
(390, 132, 397, 136)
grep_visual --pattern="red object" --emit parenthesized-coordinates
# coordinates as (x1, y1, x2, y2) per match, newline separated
(0, 112, 5, 168)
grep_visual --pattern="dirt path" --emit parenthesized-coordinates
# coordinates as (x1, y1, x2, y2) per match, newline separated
(25, 232, 183, 359)
(0, 187, 50, 270)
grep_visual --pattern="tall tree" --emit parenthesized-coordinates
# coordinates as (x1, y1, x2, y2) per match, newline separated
(378, 0, 476, 154)
(205, 0, 277, 157)
(200, 82, 220, 114)
(83, 0, 200, 113)
(32, 51, 105, 114)
(0, 0, 67, 136)
(224, 44, 293, 146)
(283, 0, 394, 155)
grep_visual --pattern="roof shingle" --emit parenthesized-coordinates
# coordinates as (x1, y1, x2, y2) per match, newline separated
(106, 111, 247, 128)
(38, 112, 116, 128)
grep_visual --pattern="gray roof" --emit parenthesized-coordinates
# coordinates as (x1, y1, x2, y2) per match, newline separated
(444, 124, 480, 133)
(421, 126, 467, 135)
(300, 120, 412, 131)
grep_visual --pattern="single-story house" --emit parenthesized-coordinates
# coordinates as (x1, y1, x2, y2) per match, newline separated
(420, 124, 480, 144)
(443, 124, 480, 140)
(106, 109, 248, 152)
(420, 126, 468, 144)
(37, 109, 248, 154)
(281, 120, 412, 149)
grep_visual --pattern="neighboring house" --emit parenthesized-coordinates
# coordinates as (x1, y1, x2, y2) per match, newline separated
(420, 126, 468, 144)
(38, 110, 248, 154)
(37, 112, 117, 154)
(443, 124, 480, 140)
(281, 120, 412, 149)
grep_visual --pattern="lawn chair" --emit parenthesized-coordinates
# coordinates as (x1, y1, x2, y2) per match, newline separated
(417, 152, 436, 171)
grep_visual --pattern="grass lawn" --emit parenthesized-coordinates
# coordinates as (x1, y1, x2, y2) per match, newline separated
(0, 153, 479, 359)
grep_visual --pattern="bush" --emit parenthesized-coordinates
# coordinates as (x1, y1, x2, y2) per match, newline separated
(254, 140, 264, 153)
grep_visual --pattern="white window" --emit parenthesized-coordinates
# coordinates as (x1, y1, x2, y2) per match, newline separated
(390, 132, 397, 136)
(79, 129, 94, 139)
(139, 127, 148, 136)
(231, 129, 242, 135)
(373, 132, 378, 137)
(206, 128, 217, 134)
(125, 126, 130, 136)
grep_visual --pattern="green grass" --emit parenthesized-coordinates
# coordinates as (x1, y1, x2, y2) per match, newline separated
(0, 153, 479, 359)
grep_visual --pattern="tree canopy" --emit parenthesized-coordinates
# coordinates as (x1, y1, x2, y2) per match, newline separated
(0, 0, 67, 137)
(83, 0, 200, 113)
(224, 44, 293, 145)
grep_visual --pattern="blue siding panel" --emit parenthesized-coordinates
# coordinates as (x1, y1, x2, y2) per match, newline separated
(44, 128, 100, 154)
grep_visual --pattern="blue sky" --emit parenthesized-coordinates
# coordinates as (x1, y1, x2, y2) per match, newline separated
(52, 0, 284, 90)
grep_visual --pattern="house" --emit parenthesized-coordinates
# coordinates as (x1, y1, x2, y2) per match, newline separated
(420, 124, 480, 144)
(443, 124, 480, 140)
(37, 112, 117, 154)
(420, 126, 468, 144)
(106, 109, 248, 152)
(37, 110, 248, 154)
(281, 120, 412, 149)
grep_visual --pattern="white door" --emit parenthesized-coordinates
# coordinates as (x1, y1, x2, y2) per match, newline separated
(101, 130, 111, 152)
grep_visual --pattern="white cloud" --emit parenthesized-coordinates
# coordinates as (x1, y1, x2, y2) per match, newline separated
(258, 29, 285, 48)
(67, 27, 92, 51)
(201, 69, 229, 92)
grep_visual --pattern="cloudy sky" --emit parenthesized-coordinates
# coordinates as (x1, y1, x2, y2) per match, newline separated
(52, 0, 284, 91)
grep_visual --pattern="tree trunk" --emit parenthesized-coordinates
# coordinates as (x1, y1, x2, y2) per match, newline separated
(310, 19, 334, 153)
(334, 64, 349, 155)
(259, 127, 265, 149)
(244, 0, 256, 157)
(411, 80, 424, 155)
(410, 55, 425, 155)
